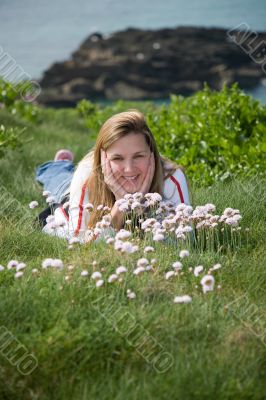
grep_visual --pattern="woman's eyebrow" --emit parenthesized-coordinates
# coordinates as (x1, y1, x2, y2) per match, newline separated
(111, 151, 147, 157)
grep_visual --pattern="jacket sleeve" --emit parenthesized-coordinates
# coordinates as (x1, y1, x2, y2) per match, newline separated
(68, 180, 89, 240)
(163, 168, 191, 206)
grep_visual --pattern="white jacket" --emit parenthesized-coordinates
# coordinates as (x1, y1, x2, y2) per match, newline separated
(43, 156, 190, 242)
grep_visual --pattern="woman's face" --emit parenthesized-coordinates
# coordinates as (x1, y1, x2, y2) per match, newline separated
(106, 132, 152, 193)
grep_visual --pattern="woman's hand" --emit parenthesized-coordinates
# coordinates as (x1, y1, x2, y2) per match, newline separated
(139, 152, 155, 195)
(101, 150, 127, 200)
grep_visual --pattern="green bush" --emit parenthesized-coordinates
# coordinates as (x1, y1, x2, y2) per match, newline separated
(147, 84, 266, 184)
(77, 84, 266, 185)
(0, 124, 27, 158)
(0, 78, 41, 123)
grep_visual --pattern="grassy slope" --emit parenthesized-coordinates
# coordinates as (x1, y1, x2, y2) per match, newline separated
(0, 107, 265, 400)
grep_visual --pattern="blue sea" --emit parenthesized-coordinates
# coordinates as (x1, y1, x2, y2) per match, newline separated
(0, 0, 265, 102)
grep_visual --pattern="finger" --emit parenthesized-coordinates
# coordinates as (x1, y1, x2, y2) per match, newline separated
(106, 159, 118, 188)
(104, 153, 114, 182)
(101, 150, 106, 174)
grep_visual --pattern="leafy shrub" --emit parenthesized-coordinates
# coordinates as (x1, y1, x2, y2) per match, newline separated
(0, 124, 27, 158)
(77, 84, 266, 185)
(0, 78, 40, 123)
(147, 84, 266, 184)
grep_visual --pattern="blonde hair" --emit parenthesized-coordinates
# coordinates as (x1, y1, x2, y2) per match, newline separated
(78, 109, 180, 228)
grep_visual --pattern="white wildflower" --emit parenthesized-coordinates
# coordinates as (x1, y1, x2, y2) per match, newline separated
(7, 260, 19, 270)
(146, 265, 153, 271)
(205, 203, 216, 212)
(16, 262, 26, 271)
(200, 275, 215, 293)
(108, 274, 118, 283)
(172, 261, 182, 270)
(91, 271, 102, 280)
(81, 270, 89, 277)
(32, 268, 38, 274)
(210, 263, 222, 271)
(106, 237, 115, 245)
(42, 190, 51, 197)
(127, 291, 136, 299)
(194, 265, 204, 277)
(115, 229, 132, 241)
(116, 266, 127, 275)
(131, 201, 142, 210)
(51, 259, 64, 269)
(173, 295, 192, 304)
(15, 271, 24, 279)
(96, 279, 104, 287)
(121, 242, 138, 253)
(179, 249, 189, 258)
(225, 217, 239, 226)
(153, 233, 164, 241)
(144, 246, 155, 253)
(165, 270, 175, 280)
(133, 266, 146, 275)
(29, 201, 39, 209)
(46, 196, 56, 204)
(137, 258, 149, 267)
(148, 192, 162, 202)
(141, 218, 157, 230)
(223, 207, 234, 216)
(41, 258, 53, 269)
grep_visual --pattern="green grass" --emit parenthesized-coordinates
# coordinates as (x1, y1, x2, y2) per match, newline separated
(0, 105, 265, 400)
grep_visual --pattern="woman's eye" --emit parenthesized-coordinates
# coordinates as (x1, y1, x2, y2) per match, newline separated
(135, 155, 143, 158)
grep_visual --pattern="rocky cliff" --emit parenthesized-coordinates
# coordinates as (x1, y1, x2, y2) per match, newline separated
(37, 26, 266, 107)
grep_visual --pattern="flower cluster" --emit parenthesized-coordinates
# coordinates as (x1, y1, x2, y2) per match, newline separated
(83, 193, 243, 253)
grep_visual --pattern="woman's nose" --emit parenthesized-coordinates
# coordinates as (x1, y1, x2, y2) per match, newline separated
(123, 159, 135, 173)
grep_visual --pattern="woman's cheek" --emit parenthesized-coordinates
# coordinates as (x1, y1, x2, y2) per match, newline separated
(141, 159, 150, 174)
(109, 161, 120, 175)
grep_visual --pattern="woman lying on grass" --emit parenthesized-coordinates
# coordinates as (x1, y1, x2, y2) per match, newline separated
(36, 109, 190, 242)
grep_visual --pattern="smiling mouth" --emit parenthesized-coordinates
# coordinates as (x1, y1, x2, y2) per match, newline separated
(123, 175, 139, 181)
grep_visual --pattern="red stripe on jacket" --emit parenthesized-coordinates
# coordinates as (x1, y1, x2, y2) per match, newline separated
(74, 182, 87, 235)
(60, 206, 69, 221)
(169, 175, 185, 203)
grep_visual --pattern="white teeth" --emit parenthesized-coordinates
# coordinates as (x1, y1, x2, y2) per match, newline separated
(124, 176, 137, 180)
